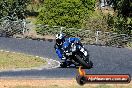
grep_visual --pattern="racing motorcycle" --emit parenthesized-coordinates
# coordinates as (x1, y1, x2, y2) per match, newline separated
(60, 40, 93, 69)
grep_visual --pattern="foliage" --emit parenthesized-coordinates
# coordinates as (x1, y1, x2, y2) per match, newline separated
(107, 14, 132, 35)
(84, 10, 110, 32)
(0, 0, 31, 37)
(36, 25, 81, 37)
(0, 0, 30, 19)
(26, 0, 44, 12)
(106, 0, 132, 35)
(126, 42, 132, 49)
(36, 0, 96, 28)
(112, 0, 131, 17)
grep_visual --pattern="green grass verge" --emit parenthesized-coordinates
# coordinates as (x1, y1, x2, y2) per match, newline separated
(0, 51, 47, 70)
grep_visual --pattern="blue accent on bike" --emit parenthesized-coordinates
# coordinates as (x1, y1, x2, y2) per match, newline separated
(75, 38, 80, 42)
(69, 38, 75, 43)
(55, 37, 81, 61)
(66, 38, 80, 43)
(63, 42, 69, 49)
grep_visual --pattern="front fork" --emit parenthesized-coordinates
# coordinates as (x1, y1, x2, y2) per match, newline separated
(78, 46, 88, 57)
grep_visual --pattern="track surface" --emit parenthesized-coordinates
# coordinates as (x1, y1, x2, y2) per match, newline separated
(0, 37, 132, 78)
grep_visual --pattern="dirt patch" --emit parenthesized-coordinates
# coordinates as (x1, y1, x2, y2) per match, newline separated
(0, 79, 131, 88)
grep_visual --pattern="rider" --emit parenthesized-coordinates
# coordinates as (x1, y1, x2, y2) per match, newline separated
(54, 33, 66, 61)
(54, 33, 83, 65)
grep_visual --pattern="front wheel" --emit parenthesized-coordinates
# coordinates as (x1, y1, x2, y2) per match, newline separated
(75, 53, 93, 69)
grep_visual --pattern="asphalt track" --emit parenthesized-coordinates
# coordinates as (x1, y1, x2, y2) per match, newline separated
(0, 37, 132, 78)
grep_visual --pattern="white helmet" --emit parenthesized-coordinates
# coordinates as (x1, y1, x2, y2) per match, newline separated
(55, 33, 65, 44)
(56, 33, 64, 39)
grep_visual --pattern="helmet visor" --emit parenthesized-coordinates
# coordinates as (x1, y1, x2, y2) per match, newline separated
(56, 39, 63, 44)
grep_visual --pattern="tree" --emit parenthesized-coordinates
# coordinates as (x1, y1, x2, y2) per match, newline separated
(111, 0, 131, 17)
(107, 0, 132, 34)
(37, 0, 96, 28)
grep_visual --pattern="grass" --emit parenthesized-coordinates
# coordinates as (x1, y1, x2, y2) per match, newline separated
(11, 84, 132, 88)
(0, 51, 47, 70)
(95, 84, 112, 88)
(12, 85, 89, 88)
(1, 79, 130, 88)
(126, 42, 132, 49)
(12, 86, 61, 88)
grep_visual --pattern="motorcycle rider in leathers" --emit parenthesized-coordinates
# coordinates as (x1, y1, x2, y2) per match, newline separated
(54, 33, 83, 66)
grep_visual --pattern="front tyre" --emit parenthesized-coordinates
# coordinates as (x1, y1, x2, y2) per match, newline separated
(75, 53, 93, 69)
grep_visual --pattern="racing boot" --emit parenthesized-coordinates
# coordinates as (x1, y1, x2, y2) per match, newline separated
(60, 61, 67, 68)
(60, 58, 72, 68)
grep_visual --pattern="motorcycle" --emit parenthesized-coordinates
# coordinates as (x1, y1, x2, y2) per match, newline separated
(60, 40, 93, 69)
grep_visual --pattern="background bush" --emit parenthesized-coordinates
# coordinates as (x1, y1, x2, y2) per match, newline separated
(36, 0, 96, 28)
(0, 0, 30, 19)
